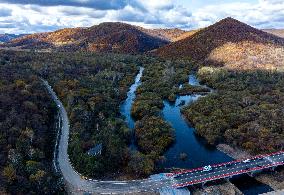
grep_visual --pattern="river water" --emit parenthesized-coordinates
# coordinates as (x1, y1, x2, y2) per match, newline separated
(159, 74, 232, 169)
(120, 67, 144, 150)
(120, 70, 273, 194)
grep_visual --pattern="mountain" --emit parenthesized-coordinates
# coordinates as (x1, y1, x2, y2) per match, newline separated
(173, 29, 199, 42)
(0, 34, 27, 43)
(263, 29, 284, 38)
(138, 28, 187, 42)
(155, 17, 284, 70)
(2, 22, 169, 54)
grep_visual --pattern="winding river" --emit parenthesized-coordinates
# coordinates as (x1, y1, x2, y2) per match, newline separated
(120, 67, 144, 150)
(120, 69, 273, 194)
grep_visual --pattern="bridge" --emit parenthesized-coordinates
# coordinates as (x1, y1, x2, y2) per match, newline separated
(168, 151, 284, 188)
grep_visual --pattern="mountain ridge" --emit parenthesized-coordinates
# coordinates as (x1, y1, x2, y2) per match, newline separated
(2, 22, 171, 54)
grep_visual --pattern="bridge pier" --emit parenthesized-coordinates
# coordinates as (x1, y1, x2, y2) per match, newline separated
(248, 169, 262, 177)
(248, 172, 254, 177)
(225, 176, 232, 182)
(270, 166, 276, 171)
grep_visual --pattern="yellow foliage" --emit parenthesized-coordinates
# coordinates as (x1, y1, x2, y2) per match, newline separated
(208, 41, 284, 71)
(3, 165, 16, 182)
(29, 170, 46, 182)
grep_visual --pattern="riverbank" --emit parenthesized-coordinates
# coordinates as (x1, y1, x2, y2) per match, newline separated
(255, 172, 284, 191)
(193, 182, 243, 195)
(217, 144, 251, 159)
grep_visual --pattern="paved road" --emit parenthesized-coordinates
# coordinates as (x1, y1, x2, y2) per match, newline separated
(173, 152, 284, 188)
(42, 80, 174, 194)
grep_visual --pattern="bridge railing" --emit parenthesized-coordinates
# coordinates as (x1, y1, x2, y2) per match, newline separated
(167, 150, 284, 178)
(173, 161, 284, 188)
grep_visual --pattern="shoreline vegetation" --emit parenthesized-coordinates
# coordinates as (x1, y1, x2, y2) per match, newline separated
(131, 61, 186, 175)
(182, 66, 284, 155)
(130, 60, 208, 175)
(177, 83, 210, 96)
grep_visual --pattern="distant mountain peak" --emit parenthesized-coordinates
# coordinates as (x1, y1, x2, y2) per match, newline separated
(0, 33, 27, 43)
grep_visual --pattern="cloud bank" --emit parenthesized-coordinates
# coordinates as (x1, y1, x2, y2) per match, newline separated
(0, 0, 283, 34)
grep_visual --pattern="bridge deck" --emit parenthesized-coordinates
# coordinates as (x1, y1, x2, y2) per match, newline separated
(170, 151, 284, 188)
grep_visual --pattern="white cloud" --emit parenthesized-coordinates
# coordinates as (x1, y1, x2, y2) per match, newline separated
(193, 0, 284, 29)
(0, 0, 283, 34)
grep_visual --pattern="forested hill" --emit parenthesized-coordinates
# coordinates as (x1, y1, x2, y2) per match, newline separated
(154, 17, 284, 70)
(1, 22, 169, 54)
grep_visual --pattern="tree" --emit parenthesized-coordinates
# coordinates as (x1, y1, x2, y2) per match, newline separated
(3, 164, 16, 183)
(128, 152, 154, 176)
(26, 160, 40, 175)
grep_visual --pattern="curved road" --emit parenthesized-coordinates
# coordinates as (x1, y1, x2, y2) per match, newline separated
(42, 80, 174, 194)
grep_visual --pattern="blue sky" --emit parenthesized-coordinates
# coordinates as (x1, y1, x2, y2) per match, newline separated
(182, 0, 258, 10)
(0, 0, 283, 34)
